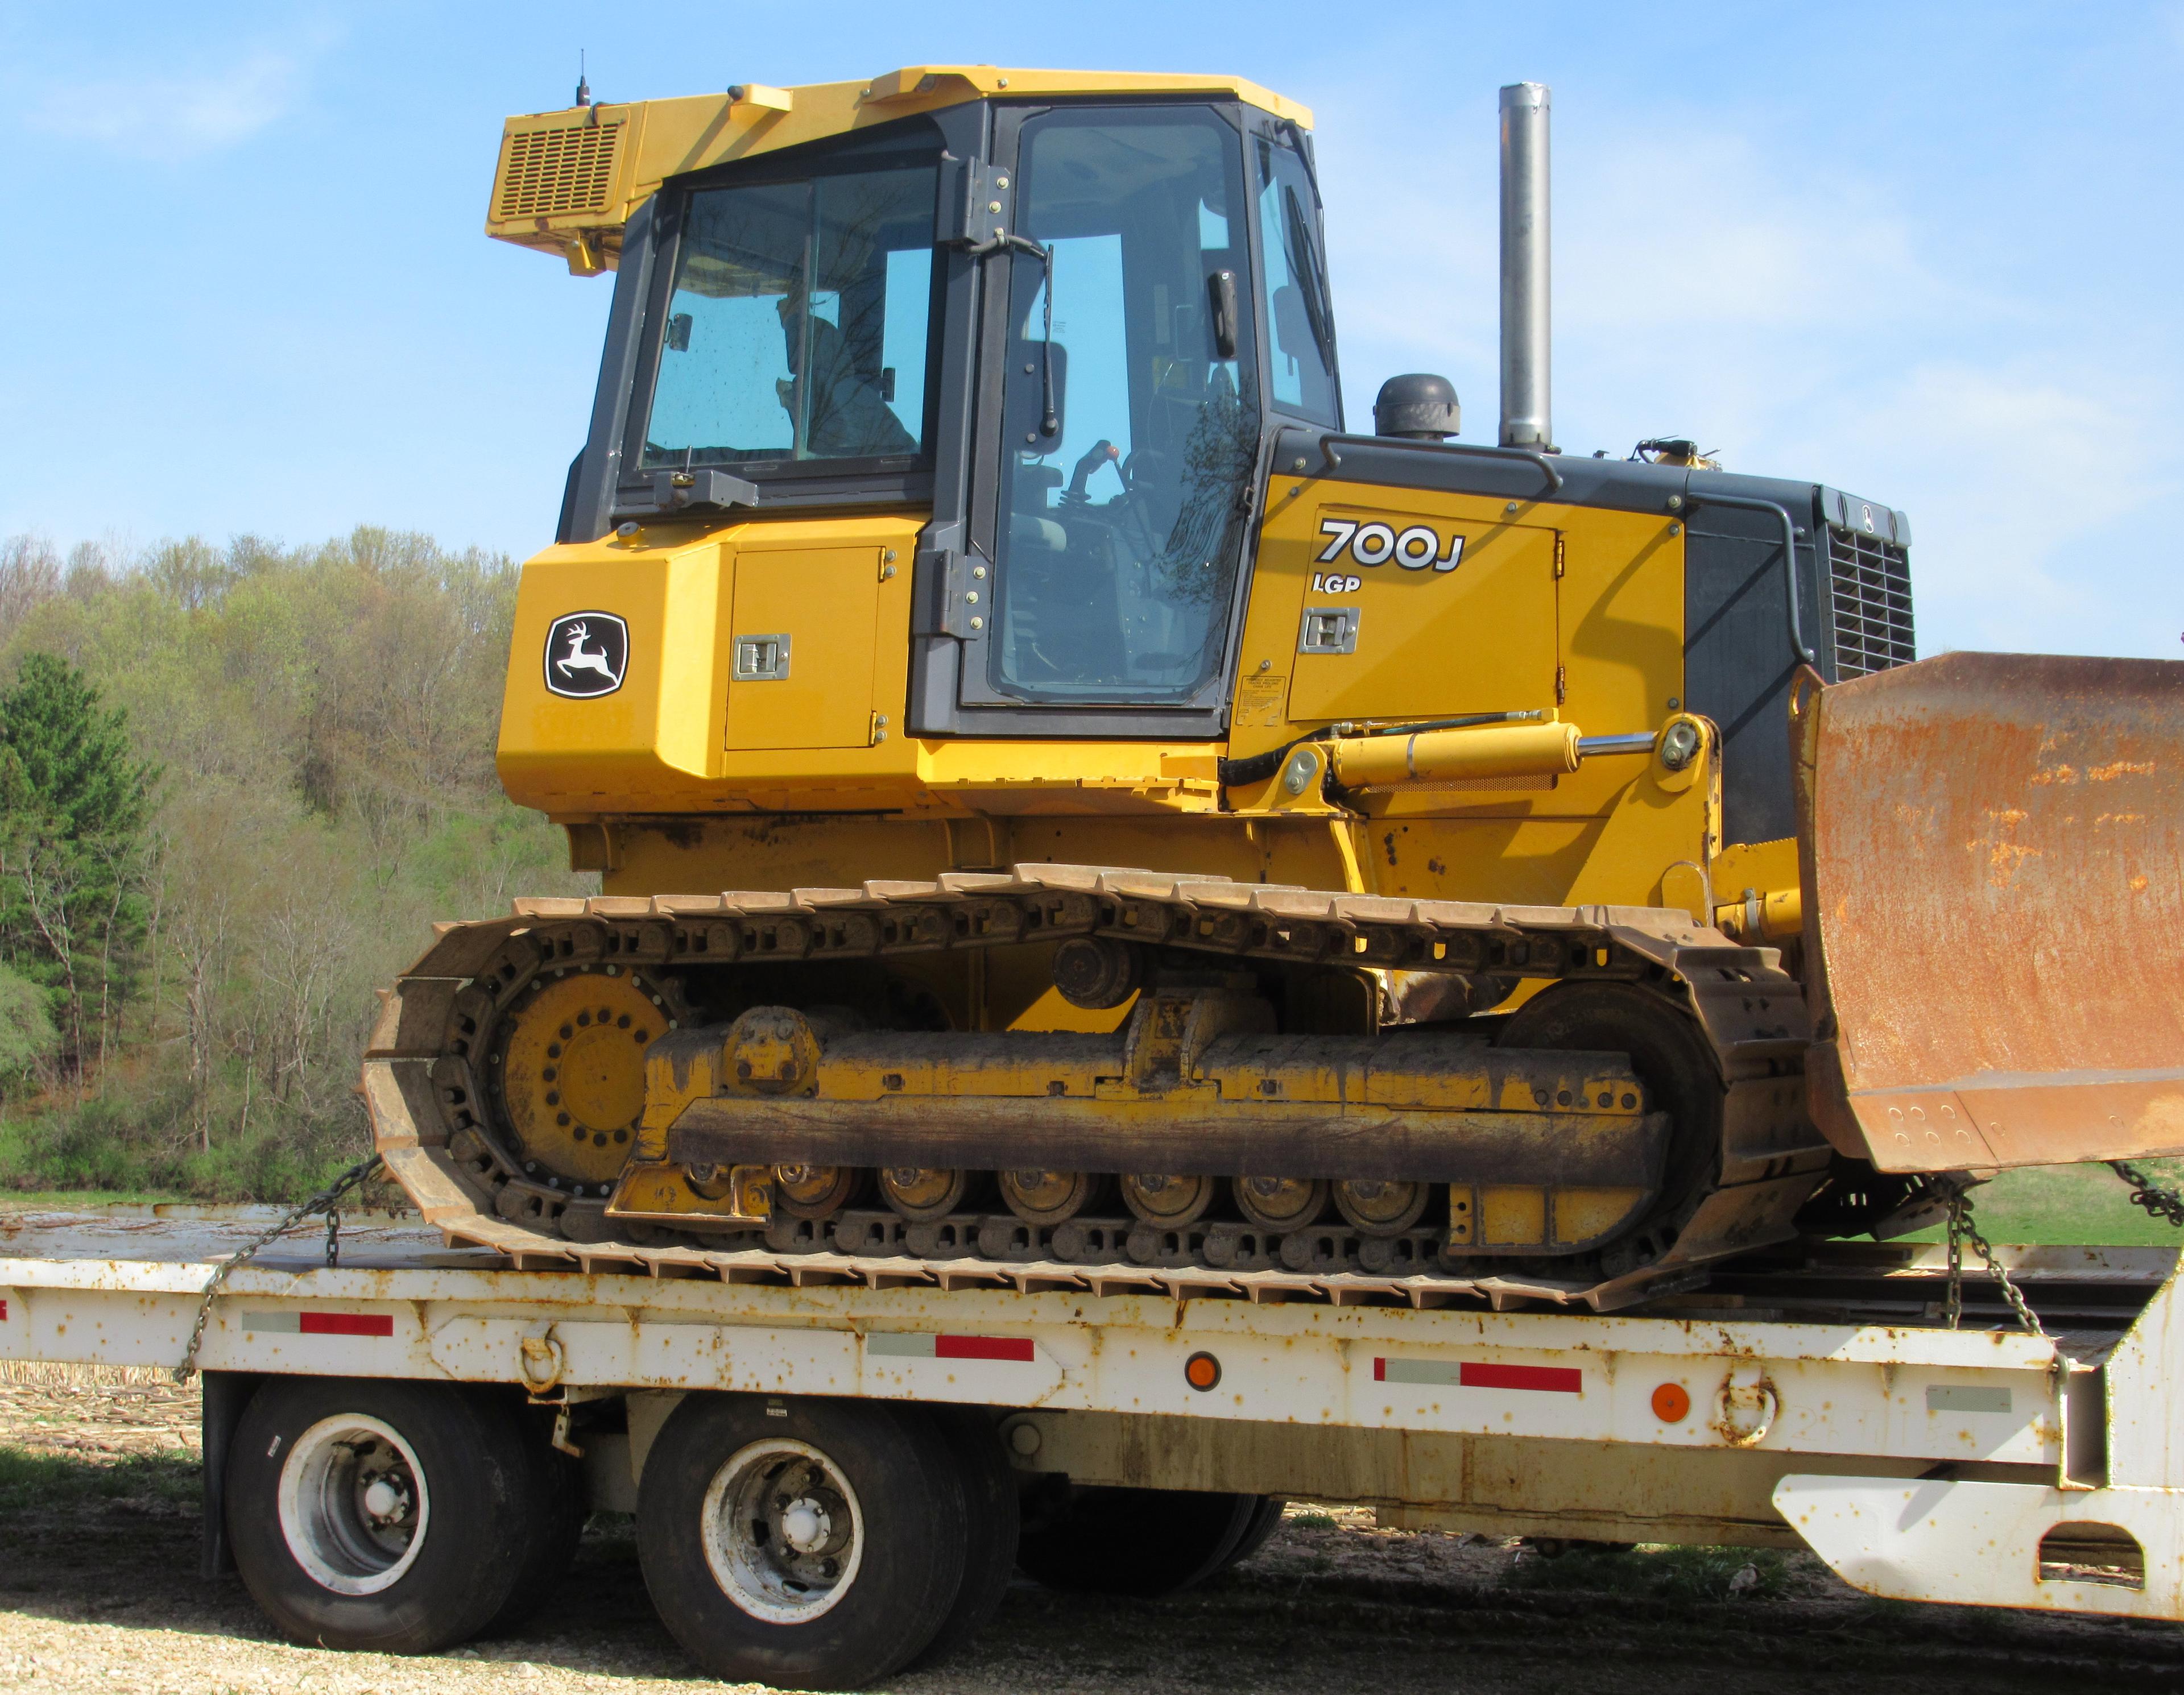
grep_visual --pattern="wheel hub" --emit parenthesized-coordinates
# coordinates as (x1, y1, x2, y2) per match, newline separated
(777, 1497, 831, 1553)
(1236, 1175, 1327, 1229)
(1122, 1171, 1214, 1226)
(361, 1476, 407, 1523)
(701, 1440, 866, 1623)
(277, 1416, 431, 1597)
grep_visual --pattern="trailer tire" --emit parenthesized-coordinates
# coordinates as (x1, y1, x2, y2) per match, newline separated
(1016, 1485, 1259, 1596)
(636, 1394, 968, 1690)
(1214, 1495, 1288, 1573)
(225, 1376, 535, 1653)
(477, 1400, 588, 1637)
(905, 1406, 1020, 1669)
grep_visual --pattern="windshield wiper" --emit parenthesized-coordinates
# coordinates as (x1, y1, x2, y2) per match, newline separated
(1283, 187, 1337, 374)
(1277, 117, 1324, 209)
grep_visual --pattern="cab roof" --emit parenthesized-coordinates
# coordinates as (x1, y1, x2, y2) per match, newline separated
(486, 65, 1312, 272)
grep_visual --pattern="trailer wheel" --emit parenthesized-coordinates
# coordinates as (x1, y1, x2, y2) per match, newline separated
(637, 1395, 968, 1690)
(225, 1377, 533, 1653)
(905, 1406, 1021, 1669)
(1016, 1485, 1259, 1596)
(477, 1400, 588, 1637)
(1214, 1495, 1288, 1573)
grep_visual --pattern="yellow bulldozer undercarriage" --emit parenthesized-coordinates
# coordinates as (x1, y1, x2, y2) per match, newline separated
(369, 865, 1818, 1310)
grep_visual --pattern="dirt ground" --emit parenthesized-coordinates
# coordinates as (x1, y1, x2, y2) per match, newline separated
(2, 1366, 2181, 1695)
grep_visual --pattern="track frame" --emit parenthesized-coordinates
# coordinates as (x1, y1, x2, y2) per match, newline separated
(366, 864, 1828, 1309)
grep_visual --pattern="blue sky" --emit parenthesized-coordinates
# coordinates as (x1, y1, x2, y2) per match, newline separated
(3, 2, 2180, 660)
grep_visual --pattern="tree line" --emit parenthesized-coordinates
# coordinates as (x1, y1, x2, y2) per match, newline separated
(0, 528, 592, 1200)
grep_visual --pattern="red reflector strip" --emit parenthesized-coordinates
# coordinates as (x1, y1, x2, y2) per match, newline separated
(244, 1311, 393, 1337)
(934, 1334, 1036, 1363)
(299, 1312, 394, 1337)
(867, 1331, 1035, 1362)
(1460, 1361, 1582, 1394)
(0, 1299, 8, 1320)
(1373, 1357, 1582, 1394)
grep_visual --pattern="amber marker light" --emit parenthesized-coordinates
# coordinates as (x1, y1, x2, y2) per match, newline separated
(1184, 1351, 1222, 1392)
(1652, 1382, 1691, 1423)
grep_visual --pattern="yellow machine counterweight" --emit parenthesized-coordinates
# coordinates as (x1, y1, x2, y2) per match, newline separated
(365, 65, 2184, 1307)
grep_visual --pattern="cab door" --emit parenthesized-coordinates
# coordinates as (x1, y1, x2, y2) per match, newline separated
(945, 102, 1267, 736)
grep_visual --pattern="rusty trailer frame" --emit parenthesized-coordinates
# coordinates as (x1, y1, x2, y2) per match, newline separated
(0, 1205, 2178, 1623)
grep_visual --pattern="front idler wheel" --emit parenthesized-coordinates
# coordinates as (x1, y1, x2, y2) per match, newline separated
(1495, 980, 1720, 1240)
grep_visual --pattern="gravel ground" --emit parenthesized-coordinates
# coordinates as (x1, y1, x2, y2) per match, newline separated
(3, 1366, 2181, 1694)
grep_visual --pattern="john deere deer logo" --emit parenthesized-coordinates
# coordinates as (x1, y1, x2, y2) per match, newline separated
(543, 611, 628, 698)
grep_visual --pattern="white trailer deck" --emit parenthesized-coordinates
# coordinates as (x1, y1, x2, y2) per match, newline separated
(1, 1204, 2178, 1671)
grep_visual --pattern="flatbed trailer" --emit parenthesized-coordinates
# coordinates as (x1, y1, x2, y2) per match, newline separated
(1, 1204, 2178, 1683)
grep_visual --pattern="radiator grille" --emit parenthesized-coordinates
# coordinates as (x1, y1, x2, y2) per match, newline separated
(1825, 527, 1916, 678)
(496, 121, 623, 220)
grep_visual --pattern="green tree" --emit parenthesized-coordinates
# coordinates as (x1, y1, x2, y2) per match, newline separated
(0, 962, 56, 1089)
(0, 653, 159, 1087)
(0, 527, 590, 1197)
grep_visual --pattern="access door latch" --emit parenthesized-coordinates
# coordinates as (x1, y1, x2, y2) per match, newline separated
(733, 633, 791, 681)
(1298, 606, 1360, 655)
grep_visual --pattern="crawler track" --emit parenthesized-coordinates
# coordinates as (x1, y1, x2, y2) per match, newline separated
(365, 864, 1828, 1311)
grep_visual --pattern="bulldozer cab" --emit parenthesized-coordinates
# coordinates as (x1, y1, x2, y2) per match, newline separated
(561, 88, 1335, 742)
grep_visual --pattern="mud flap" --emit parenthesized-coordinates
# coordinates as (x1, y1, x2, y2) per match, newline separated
(1793, 652, 2184, 1172)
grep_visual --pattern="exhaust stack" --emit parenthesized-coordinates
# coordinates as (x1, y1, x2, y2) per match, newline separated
(1498, 82, 1552, 450)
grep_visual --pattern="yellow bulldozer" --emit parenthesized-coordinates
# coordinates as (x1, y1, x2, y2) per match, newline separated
(366, 66, 2183, 1308)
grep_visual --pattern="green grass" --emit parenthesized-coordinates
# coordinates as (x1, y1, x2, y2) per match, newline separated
(0, 1187, 193, 1208)
(1900, 1159, 2184, 1248)
(0, 1444, 199, 1512)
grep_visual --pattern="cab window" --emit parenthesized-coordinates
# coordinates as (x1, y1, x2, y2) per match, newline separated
(643, 152, 940, 471)
(1254, 132, 1338, 425)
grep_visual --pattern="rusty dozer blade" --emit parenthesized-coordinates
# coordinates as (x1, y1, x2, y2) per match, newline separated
(1794, 651, 2184, 1172)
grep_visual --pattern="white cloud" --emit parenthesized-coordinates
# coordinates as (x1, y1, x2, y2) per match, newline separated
(1796, 360, 2179, 656)
(1571, 151, 1946, 333)
(27, 45, 314, 160)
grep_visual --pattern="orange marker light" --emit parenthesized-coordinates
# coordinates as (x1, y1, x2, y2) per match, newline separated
(1652, 1382, 1691, 1423)
(1184, 1350, 1222, 1392)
